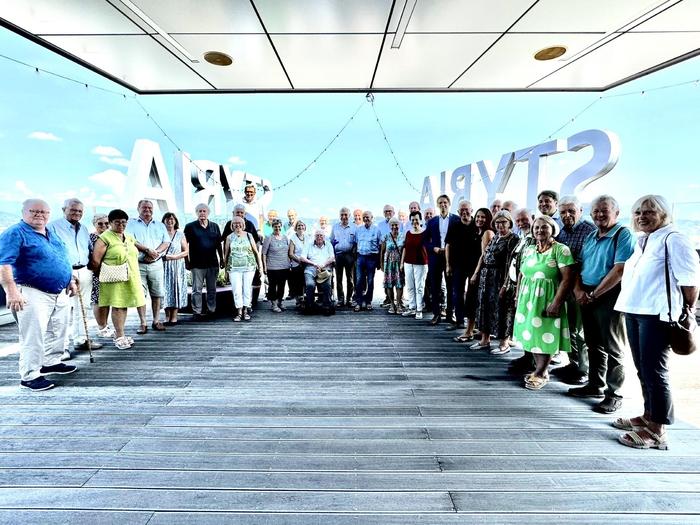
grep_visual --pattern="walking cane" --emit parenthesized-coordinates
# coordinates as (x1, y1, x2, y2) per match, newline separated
(76, 282, 95, 363)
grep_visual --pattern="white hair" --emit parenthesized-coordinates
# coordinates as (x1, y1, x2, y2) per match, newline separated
(591, 194, 619, 211)
(558, 195, 581, 209)
(630, 194, 673, 231)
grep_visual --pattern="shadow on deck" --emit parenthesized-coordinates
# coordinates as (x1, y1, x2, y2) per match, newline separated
(0, 302, 699, 524)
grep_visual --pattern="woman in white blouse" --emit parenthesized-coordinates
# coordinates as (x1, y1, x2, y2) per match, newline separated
(614, 195, 699, 450)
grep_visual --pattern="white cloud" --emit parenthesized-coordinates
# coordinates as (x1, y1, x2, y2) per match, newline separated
(92, 145, 123, 157)
(227, 155, 246, 166)
(28, 131, 62, 142)
(15, 180, 34, 196)
(99, 155, 130, 167)
(89, 169, 127, 195)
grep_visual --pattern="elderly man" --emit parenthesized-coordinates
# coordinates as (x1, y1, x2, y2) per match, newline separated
(127, 199, 170, 333)
(490, 199, 502, 215)
(241, 183, 265, 230)
(317, 216, 332, 239)
(262, 209, 279, 238)
(502, 200, 517, 213)
(569, 195, 635, 414)
(445, 200, 481, 331)
(184, 204, 224, 321)
(284, 208, 298, 236)
(354, 211, 382, 311)
(353, 209, 363, 227)
(47, 198, 103, 359)
(552, 195, 597, 385)
(537, 190, 563, 228)
(0, 199, 78, 390)
(425, 195, 461, 325)
(330, 207, 356, 307)
(299, 230, 336, 315)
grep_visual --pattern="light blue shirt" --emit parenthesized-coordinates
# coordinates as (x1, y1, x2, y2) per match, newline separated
(330, 222, 355, 253)
(47, 218, 90, 266)
(580, 223, 635, 286)
(126, 217, 169, 261)
(355, 224, 382, 255)
(377, 218, 392, 239)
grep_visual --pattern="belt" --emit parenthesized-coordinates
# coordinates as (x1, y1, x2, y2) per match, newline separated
(72, 265, 86, 270)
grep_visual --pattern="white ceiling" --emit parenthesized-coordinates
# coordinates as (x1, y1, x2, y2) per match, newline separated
(1, 0, 698, 93)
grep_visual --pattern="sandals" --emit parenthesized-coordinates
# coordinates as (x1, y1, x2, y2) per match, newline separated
(354, 304, 361, 312)
(366, 305, 373, 311)
(453, 334, 474, 343)
(388, 305, 396, 314)
(524, 375, 548, 390)
(612, 416, 649, 431)
(151, 321, 166, 331)
(136, 325, 148, 335)
(114, 336, 132, 350)
(243, 310, 251, 321)
(618, 428, 669, 450)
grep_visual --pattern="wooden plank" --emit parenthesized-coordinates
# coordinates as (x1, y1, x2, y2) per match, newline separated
(0, 510, 152, 525)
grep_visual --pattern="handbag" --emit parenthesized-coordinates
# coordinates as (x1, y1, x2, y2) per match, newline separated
(663, 233, 697, 355)
(99, 261, 129, 283)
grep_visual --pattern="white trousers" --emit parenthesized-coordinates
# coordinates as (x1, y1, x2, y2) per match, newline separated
(63, 267, 93, 347)
(404, 263, 428, 312)
(15, 286, 70, 381)
(230, 270, 255, 309)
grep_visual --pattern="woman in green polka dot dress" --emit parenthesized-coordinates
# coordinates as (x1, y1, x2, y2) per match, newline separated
(514, 215, 575, 390)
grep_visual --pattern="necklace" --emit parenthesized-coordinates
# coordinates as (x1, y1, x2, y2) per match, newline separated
(536, 240, 553, 253)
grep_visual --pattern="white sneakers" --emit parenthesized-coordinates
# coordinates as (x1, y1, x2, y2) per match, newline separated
(415, 311, 423, 320)
(97, 325, 116, 338)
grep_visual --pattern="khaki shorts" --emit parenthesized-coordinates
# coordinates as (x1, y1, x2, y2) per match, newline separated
(138, 262, 164, 299)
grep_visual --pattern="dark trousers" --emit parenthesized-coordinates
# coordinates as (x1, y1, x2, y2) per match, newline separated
(267, 269, 288, 302)
(288, 266, 304, 298)
(354, 254, 378, 306)
(429, 254, 452, 318)
(565, 294, 588, 374)
(580, 287, 626, 399)
(304, 271, 332, 309)
(626, 313, 674, 425)
(335, 251, 355, 304)
(451, 266, 469, 326)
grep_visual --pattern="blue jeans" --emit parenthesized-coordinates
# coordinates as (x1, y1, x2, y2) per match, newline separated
(625, 313, 674, 425)
(304, 270, 332, 309)
(354, 254, 377, 306)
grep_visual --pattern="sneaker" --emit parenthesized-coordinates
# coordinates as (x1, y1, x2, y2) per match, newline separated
(74, 340, 103, 351)
(40, 363, 77, 375)
(20, 376, 55, 391)
(114, 336, 132, 350)
(402, 309, 416, 317)
(60, 350, 72, 361)
(271, 305, 282, 313)
(551, 351, 563, 365)
(490, 346, 511, 356)
(96, 325, 116, 338)
(415, 311, 423, 320)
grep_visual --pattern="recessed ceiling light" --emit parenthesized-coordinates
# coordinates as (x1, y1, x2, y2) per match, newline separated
(534, 46, 567, 61)
(204, 51, 233, 66)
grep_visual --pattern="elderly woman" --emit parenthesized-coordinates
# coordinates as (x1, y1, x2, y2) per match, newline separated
(287, 220, 308, 307)
(514, 215, 575, 389)
(91, 209, 145, 349)
(89, 213, 113, 337)
(262, 218, 290, 312)
(401, 211, 428, 319)
(161, 212, 189, 325)
(614, 195, 700, 450)
(380, 217, 405, 314)
(470, 210, 519, 353)
(224, 216, 263, 321)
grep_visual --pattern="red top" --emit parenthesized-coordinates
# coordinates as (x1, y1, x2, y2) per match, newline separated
(403, 231, 428, 265)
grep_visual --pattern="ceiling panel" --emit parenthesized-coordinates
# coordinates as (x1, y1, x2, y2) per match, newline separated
(531, 32, 700, 89)
(512, 0, 666, 33)
(271, 34, 383, 89)
(387, 0, 534, 33)
(451, 33, 607, 89)
(154, 34, 290, 89)
(130, 0, 264, 34)
(43, 35, 212, 90)
(629, 0, 700, 31)
(0, 0, 144, 34)
(255, 0, 393, 33)
(374, 33, 499, 89)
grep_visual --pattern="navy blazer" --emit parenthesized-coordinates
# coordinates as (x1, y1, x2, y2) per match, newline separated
(424, 214, 461, 258)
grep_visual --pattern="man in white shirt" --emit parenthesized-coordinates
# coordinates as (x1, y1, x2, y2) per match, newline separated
(299, 230, 336, 315)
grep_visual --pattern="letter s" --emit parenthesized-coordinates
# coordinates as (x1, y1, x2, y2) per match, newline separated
(560, 129, 620, 195)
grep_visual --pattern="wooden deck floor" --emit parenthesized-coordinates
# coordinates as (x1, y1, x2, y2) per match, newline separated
(0, 305, 699, 524)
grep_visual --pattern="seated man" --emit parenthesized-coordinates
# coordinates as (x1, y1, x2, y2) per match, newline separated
(299, 230, 336, 315)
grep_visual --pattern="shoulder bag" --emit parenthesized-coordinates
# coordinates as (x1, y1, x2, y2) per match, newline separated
(99, 234, 130, 283)
(664, 233, 697, 355)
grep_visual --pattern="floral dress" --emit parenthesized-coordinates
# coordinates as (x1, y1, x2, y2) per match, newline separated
(162, 230, 188, 309)
(89, 232, 100, 305)
(383, 232, 405, 288)
(476, 233, 519, 338)
(513, 241, 575, 355)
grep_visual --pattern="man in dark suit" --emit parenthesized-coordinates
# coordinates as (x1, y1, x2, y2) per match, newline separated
(424, 194, 461, 325)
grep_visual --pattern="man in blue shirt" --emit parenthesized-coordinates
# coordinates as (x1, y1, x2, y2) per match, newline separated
(0, 199, 78, 391)
(48, 198, 103, 358)
(353, 211, 382, 311)
(330, 207, 356, 307)
(569, 195, 635, 414)
(127, 199, 170, 333)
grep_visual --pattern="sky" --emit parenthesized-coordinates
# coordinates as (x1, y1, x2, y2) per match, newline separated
(1, 25, 699, 225)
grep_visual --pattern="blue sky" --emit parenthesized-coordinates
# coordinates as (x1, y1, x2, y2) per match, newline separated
(1, 26, 699, 224)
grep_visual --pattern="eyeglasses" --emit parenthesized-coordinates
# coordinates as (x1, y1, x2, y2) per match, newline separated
(27, 209, 50, 216)
(111, 220, 128, 226)
(232, 223, 243, 228)
(96, 222, 109, 226)
(494, 220, 510, 225)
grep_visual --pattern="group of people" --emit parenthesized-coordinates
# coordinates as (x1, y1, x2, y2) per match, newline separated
(0, 188, 698, 453)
